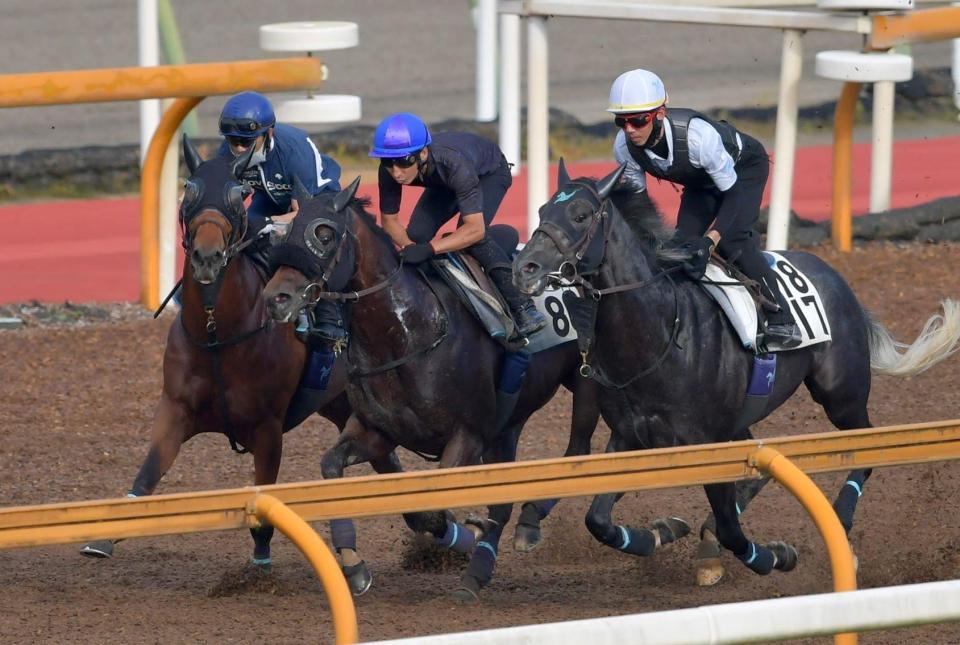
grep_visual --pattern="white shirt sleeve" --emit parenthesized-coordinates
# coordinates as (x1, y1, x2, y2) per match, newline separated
(687, 118, 738, 192)
(613, 130, 647, 193)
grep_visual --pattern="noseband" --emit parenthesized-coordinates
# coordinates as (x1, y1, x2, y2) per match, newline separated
(530, 181, 610, 282)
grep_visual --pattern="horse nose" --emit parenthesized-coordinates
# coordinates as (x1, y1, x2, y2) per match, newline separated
(272, 292, 291, 307)
(266, 291, 293, 320)
(191, 247, 224, 267)
(519, 260, 542, 275)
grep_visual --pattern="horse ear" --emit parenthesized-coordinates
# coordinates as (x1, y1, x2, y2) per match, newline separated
(596, 162, 628, 200)
(557, 157, 572, 188)
(333, 176, 361, 212)
(231, 143, 256, 179)
(182, 133, 203, 175)
(293, 175, 312, 205)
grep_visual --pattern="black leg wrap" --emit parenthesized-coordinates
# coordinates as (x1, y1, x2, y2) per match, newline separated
(832, 480, 863, 535)
(250, 525, 274, 564)
(463, 541, 498, 589)
(330, 519, 358, 552)
(611, 525, 658, 556)
(652, 517, 691, 546)
(736, 541, 776, 575)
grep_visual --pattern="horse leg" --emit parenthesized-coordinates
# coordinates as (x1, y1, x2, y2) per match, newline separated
(515, 378, 600, 553)
(81, 394, 191, 559)
(457, 426, 523, 602)
(319, 416, 398, 596)
(696, 426, 772, 586)
(806, 374, 873, 565)
(249, 424, 283, 571)
(705, 482, 798, 576)
(584, 435, 691, 557)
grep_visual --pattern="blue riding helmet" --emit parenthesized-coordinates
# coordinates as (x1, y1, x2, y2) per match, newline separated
(369, 112, 432, 158)
(219, 91, 276, 139)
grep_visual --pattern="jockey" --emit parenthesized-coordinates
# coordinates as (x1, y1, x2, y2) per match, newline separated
(608, 69, 802, 351)
(369, 112, 547, 338)
(217, 91, 347, 351)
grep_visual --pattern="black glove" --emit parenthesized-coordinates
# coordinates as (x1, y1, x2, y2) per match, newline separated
(399, 242, 435, 265)
(681, 236, 715, 281)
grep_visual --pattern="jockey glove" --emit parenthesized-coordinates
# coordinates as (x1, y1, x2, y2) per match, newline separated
(400, 242, 435, 265)
(682, 236, 715, 281)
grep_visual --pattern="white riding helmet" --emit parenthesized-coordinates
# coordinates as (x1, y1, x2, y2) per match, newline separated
(607, 69, 668, 114)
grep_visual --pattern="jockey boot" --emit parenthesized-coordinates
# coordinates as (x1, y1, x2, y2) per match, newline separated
(307, 300, 348, 353)
(470, 236, 547, 337)
(761, 277, 802, 351)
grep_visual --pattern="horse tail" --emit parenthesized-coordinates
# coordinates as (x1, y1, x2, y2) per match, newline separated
(867, 299, 960, 377)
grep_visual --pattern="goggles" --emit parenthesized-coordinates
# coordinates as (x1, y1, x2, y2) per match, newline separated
(614, 113, 654, 129)
(225, 135, 258, 148)
(220, 116, 265, 135)
(380, 152, 420, 169)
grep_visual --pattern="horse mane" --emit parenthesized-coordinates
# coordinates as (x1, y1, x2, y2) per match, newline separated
(346, 196, 399, 258)
(607, 186, 688, 265)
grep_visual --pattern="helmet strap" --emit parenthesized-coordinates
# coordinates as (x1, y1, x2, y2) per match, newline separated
(643, 116, 666, 152)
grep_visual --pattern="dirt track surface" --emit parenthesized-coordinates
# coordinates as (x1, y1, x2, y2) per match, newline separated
(2, 242, 959, 644)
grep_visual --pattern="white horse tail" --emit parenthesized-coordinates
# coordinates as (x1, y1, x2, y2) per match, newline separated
(868, 299, 960, 377)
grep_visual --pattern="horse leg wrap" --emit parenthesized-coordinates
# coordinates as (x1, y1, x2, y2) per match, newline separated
(330, 519, 357, 552)
(250, 525, 274, 565)
(832, 480, 863, 534)
(736, 541, 776, 575)
(463, 541, 498, 589)
(436, 520, 477, 553)
(613, 525, 657, 556)
(518, 499, 558, 527)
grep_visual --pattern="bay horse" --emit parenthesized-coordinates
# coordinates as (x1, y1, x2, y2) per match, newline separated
(513, 160, 960, 583)
(81, 136, 384, 592)
(262, 178, 684, 600)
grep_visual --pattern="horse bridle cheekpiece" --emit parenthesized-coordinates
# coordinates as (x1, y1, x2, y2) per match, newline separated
(531, 159, 626, 281)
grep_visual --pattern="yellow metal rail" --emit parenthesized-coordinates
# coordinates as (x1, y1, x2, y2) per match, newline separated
(0, 58, 325, 107)
(251, 495, 358, 645)
(3, 419, 959, 548)
(870, 6, 960, 49)
(831, 81, 862, 252)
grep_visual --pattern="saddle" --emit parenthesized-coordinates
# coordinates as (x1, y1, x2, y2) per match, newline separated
(697, 251, 831, 353)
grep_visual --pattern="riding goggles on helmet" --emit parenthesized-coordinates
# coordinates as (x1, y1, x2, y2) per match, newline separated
(614, 113, 654, 129)
(219, 116, 266, 138)
(380, 152, 420, 169)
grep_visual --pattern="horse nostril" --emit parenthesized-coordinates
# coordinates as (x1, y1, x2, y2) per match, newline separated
(522, 262, 541, 275)
(191, 248, 202, 263)
(273, 293, 291, 306)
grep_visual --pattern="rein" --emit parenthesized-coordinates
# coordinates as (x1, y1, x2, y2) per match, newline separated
(295, 210, 450, 377)
(177, 225, 269, 455)
(532, 182, 684, 390)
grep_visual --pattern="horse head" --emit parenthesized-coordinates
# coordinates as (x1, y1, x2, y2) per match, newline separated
(179, 134, 254, 284)
(513, 159, 626, 296)
(264, 176, 362, 323)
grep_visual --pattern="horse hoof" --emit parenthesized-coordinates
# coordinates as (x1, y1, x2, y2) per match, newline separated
(452, 577, 481, 604)
(652, 517, 691, 546)
(80, 540, 114, 559)
(464, 513, 495, 541)
(513, 523, 542, 553)
(342, 561, 373, 597)
(696, 558, 725, 587)
(250, 557, 272, 573)
(767, 541, 799, 572)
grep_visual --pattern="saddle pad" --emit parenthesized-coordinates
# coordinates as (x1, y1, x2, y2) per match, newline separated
(698, 252, 831, 352)
(432, 256, 577, 354)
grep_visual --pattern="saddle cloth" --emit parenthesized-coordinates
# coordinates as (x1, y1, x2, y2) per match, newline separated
(432, 252, 578, 354)
(698, 251, 832, 353)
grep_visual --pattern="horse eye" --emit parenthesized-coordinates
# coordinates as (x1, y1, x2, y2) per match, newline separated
(319, 232, 334, 245)
(574, 210, 589, 223)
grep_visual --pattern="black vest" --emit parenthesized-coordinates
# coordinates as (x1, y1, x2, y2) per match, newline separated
(626, 108, 742, 190)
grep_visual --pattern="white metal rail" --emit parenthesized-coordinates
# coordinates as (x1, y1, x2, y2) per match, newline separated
(371, 579, 960, 644)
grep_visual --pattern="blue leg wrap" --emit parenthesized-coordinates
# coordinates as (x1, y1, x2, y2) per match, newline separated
(614, 525, 657, 556)
(533, 499, 558, 518)
(436, 520, 476, 553)
(251, 556, 272, 566)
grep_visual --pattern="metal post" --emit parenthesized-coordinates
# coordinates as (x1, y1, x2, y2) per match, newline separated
(476, 0, 498, 121)
(831, 82, 862, 252)
(137, 0, 162, 163)
(527, 15, 550, 241)
(955, 3, 960, 115)
(870, 79, 895, 213)
(158, 98, 180, 301)
(499, 13, 521, 174)
(766, 28, 804, 250)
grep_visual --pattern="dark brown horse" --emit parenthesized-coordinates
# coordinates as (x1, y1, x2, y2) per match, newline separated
(262, 179, 682, 601)
(80, 136, 363, 578)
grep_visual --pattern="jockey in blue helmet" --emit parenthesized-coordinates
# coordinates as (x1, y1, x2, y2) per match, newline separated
(370, 112, 547, 338)
(217, 91, 347, 351)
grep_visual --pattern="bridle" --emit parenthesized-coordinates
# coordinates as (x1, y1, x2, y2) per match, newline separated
(285, 207, 450, 377)
(530, 180, 683, 389)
